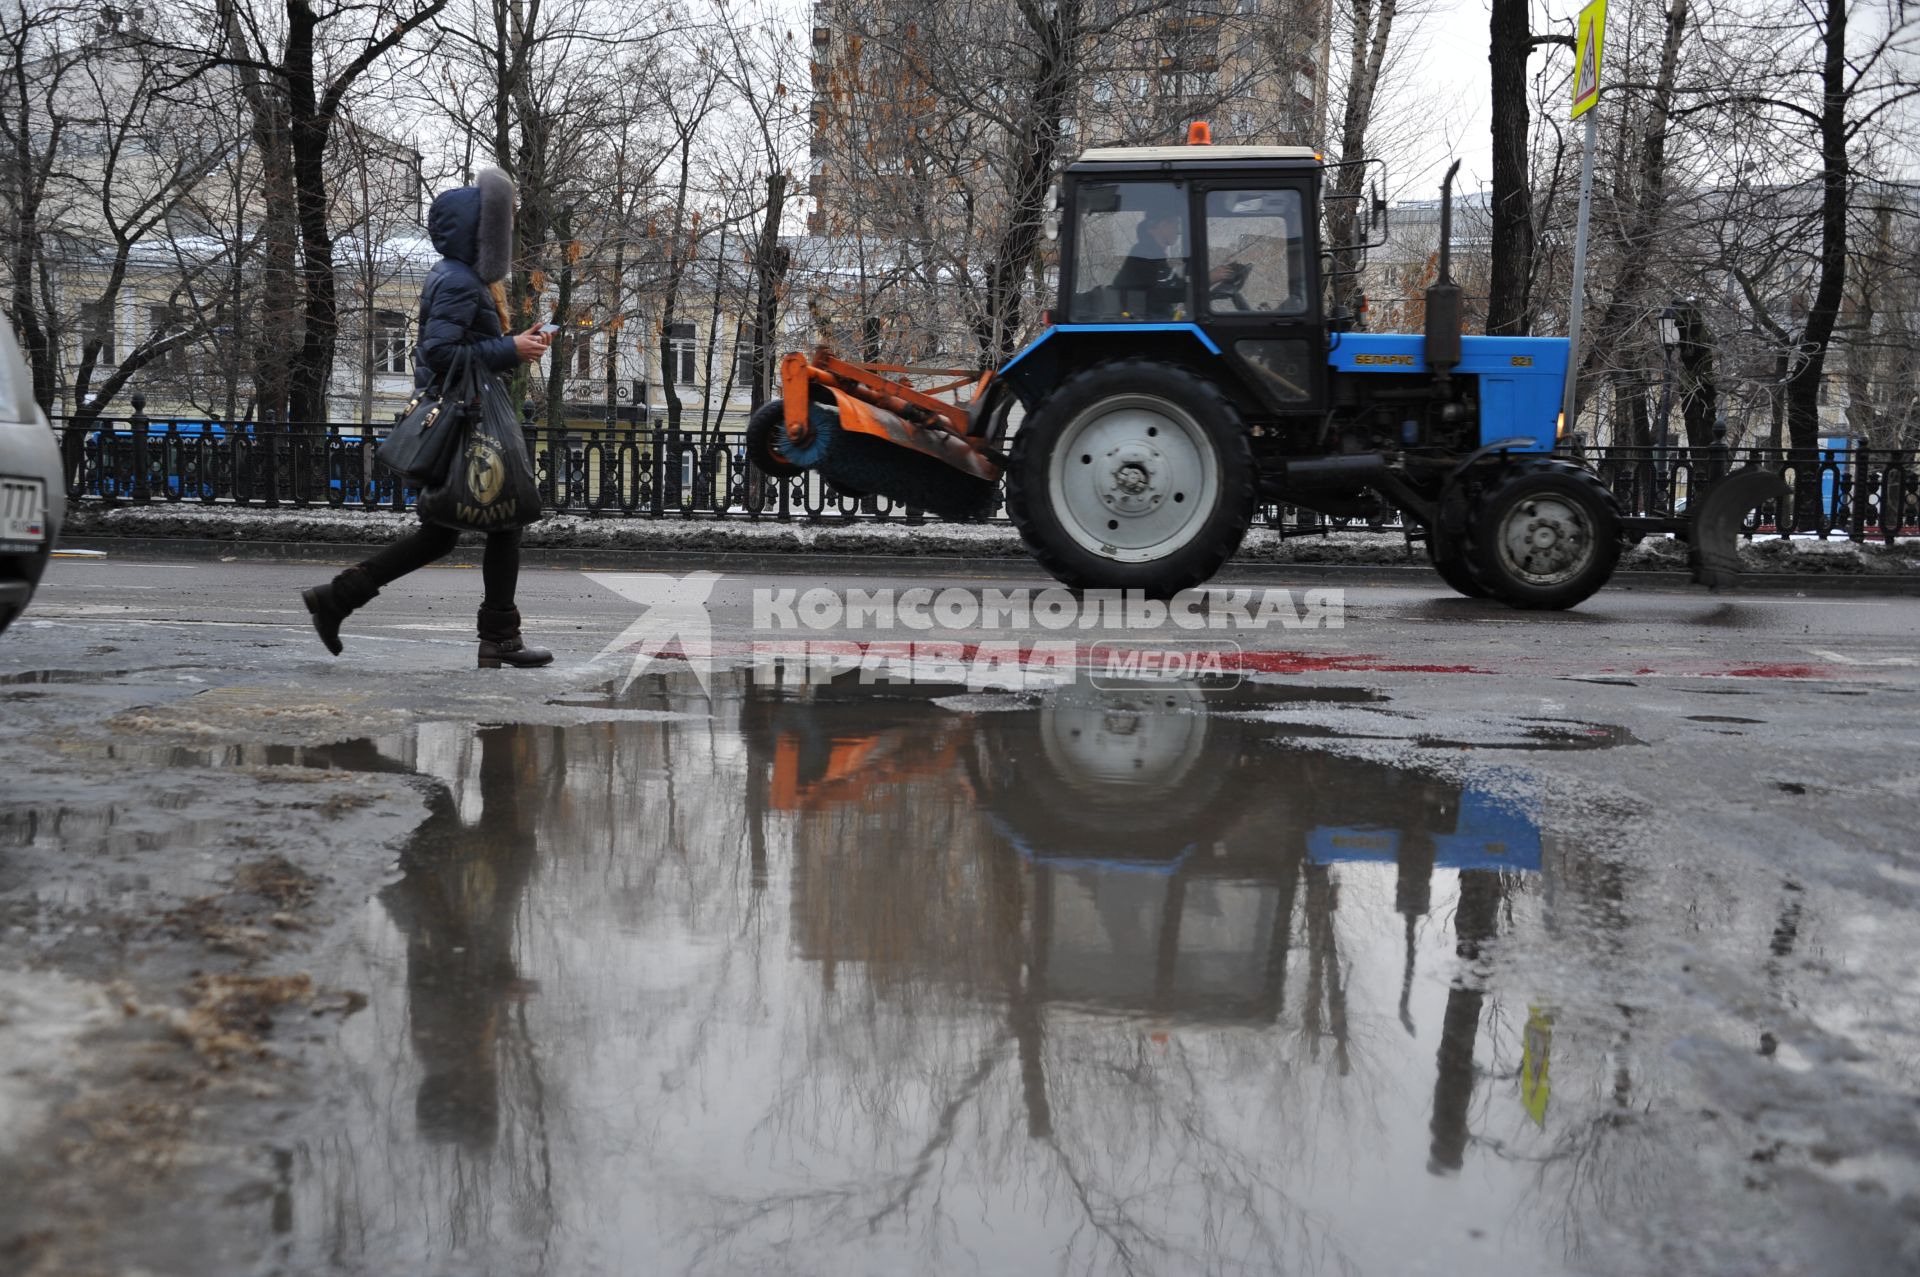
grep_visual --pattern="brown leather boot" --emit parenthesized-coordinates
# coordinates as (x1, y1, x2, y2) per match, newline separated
(301, 567, 379, 656)
(477, 604, 553, 669)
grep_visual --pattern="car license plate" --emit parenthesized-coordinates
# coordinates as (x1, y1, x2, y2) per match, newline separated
(1, 477, 47, 546)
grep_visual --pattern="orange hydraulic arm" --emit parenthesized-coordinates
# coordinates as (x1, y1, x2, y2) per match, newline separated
(780, 347, 1001, 484)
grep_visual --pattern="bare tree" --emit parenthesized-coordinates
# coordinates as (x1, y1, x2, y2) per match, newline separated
(1325, 0, 1400, 319)
(0, 7, 237, 433)
(190, 0, 448, 424)
(1486, 0, 1573, 335)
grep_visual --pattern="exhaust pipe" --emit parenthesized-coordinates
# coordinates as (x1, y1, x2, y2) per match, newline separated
(1425, 160, 1463, 386)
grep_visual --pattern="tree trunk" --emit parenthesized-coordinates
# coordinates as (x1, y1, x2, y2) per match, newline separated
(708, 224, 737, 430)
(1327, 0, 1397, 319)
(748, 170, 788, 411)
(9, 211, 55, 417)
(1485, 0, 1534, 335)
(603, 229, 627, 418)
(1677, 302, 1718, 448)
(545, 208, 573, 431)
(659, 135, 698, 434)
(1768, 351, 1788, 451)
(1781, 0, 1848, 528)
(218, 0, 297, 424)
(1844, 204, 1891, 443)
(287, 2, 336, 426)
(975, 0, 1077, 370)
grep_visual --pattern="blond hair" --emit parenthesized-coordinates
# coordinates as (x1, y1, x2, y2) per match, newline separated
(488, 280, 512, 332)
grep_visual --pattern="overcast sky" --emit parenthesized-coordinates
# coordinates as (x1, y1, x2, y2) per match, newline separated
(1382, 0, 1585, 202)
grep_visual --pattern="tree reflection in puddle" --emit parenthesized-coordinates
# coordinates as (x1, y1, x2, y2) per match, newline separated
(283, 672, 1641, 1277)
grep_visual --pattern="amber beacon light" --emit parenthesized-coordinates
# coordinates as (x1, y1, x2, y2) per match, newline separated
(1186, 120, 1212, 145)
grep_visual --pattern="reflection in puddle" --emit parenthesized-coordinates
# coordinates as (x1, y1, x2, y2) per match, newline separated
(268, 675, 1630, 1275)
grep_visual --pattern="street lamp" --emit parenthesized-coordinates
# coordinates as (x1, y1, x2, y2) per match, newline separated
(1654, 304, 1681, 508)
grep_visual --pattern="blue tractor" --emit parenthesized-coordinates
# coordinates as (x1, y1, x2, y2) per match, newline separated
(759, 136, 1776, 606)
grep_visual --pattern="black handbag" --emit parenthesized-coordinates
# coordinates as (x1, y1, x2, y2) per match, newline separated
(417, 370, 545, 532)
(376, 347, 474, 484)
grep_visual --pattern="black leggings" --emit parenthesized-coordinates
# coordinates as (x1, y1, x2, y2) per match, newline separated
(359, 526, 522, 610)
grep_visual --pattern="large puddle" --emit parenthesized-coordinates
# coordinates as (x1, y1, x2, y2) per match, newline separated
(220, 672, 1628, 1276)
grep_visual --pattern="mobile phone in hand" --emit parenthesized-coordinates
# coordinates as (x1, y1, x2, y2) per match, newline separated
(538, 322, 560, 334)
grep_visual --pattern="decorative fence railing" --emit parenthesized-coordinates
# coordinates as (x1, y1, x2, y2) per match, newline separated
(54, 414, 1920, 542)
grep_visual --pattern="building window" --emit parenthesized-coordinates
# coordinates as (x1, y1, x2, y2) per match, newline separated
(147, 303, 185, 371)
(667, 322, 698, 385)
(574, 327, 593, 379)
(1164, 69, 1218, 98)
(79, 300, 115, 365)
(734, 341, 757, 387)
(373, 309, 409, 374)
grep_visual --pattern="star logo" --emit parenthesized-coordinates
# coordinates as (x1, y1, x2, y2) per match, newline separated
(586, 572, 723, 694)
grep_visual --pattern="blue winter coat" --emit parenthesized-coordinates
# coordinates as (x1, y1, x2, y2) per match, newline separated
(415, 177, 519, 389)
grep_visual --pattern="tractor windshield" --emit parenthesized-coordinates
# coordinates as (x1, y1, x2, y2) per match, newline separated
(1202, 188, 1307, 316)
(1068, 181, 1191, 323)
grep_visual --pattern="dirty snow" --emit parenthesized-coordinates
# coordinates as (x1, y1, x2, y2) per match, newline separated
(62, 502, 1920, 574)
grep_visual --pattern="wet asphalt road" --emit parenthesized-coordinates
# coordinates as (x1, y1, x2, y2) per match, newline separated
(3, 555, 1920, 1276)
(22, 554, 1920, 680)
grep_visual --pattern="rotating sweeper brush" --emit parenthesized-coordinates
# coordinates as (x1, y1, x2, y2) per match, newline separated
(747, 350, 1002, 521)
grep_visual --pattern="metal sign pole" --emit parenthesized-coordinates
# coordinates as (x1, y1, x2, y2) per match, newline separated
(1561, 111, 1598, 437)
(1562, 0, 1606, 440)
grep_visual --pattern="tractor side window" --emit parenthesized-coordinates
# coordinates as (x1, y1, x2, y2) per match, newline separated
(1203, 189, 1306, 316)
(1070, 181, 1191, 323)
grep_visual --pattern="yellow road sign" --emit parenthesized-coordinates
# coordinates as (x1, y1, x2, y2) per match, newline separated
(1571, 0, 1606, 119)
(1521, 1006, 1553, 1125)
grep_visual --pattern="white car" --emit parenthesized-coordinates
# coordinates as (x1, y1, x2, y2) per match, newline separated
(0, 315, 62, 636)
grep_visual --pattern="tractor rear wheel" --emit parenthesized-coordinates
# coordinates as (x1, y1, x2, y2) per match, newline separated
(1006, 359, 1255, 596)
(1461, 458, 1621, 609)
(1425, 485, 1491, 598)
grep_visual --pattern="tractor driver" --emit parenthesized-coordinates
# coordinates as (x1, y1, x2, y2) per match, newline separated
(1111, 192, 1235, 320)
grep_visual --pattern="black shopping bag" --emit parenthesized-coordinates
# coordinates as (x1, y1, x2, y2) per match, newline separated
(417, 372, 544, 532)
(376, 348, 474, 484)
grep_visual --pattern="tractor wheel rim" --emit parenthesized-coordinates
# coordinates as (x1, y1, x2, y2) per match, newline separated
(1497, 494, 1593, 586)
(1048, 394, 1218, 563)
(1039, 683, 1209, 801)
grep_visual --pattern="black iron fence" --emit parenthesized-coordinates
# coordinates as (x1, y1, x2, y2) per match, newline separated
(55, 413, 1920, 542)
(1576, 442, 1920, 543)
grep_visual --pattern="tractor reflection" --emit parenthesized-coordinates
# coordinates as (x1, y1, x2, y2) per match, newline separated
(744, 674, 1543, 1165)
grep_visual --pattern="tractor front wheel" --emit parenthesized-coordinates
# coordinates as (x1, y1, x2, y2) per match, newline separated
(1462, 459, 1621, 609)
(1007, 360, 1255, 596)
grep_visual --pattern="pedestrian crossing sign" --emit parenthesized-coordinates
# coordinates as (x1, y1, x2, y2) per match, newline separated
(1571, 0, 1606, 119)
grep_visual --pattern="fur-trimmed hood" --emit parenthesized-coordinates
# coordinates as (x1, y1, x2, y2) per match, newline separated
(426, 167, 515, 283)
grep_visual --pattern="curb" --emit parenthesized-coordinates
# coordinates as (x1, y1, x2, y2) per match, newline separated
(52, 535, 1920, 594)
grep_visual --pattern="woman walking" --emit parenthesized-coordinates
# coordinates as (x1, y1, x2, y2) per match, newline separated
(302, 168, 555, 669)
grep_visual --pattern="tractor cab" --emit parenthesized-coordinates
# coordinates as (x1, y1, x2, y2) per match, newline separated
(1052, 144, 1327, 414)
